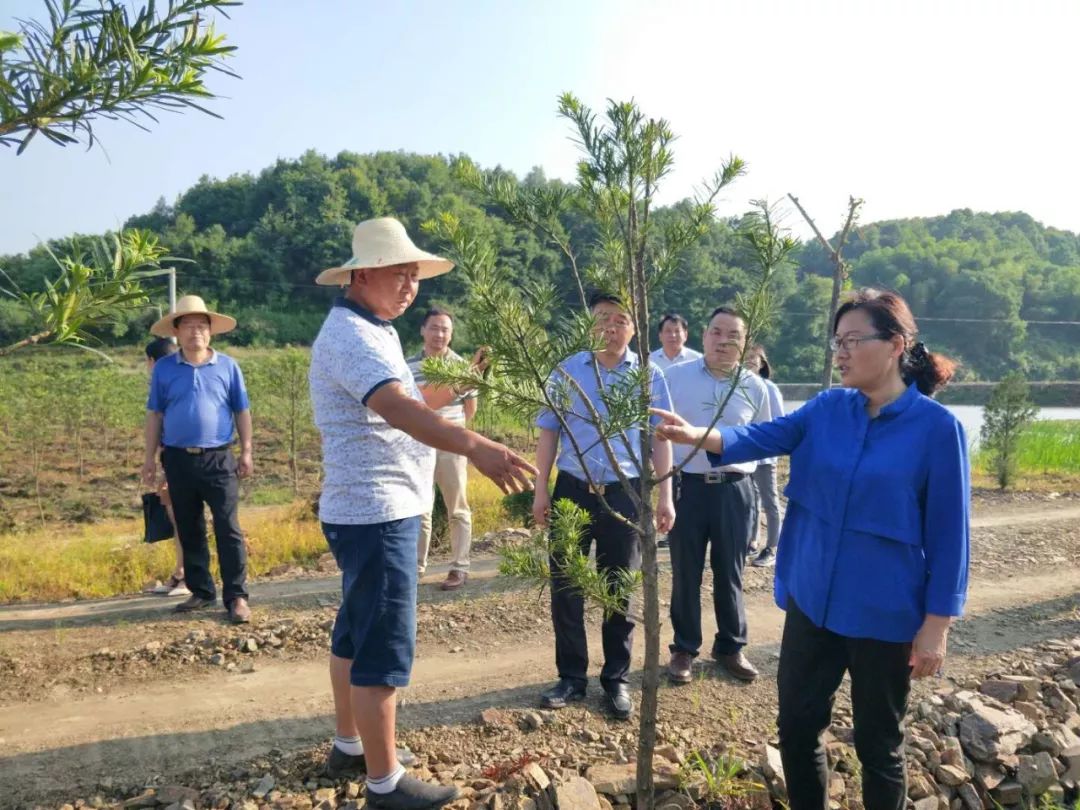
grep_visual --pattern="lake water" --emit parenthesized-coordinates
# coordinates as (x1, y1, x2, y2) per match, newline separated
(785, 401, 1080, 448)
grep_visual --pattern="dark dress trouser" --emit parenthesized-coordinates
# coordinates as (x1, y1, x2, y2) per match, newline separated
(549, 472, 640, 690)
(668, 474, 754, 657)
(778, 599, 911, 810)
(162, 446, 248, 605)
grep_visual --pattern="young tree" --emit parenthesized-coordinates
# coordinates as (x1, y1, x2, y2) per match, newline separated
(980, 371, 1039, 489)
(0, 230, 175, 357)
(424, 94, 793, 810)
(1, 0, 238, 153)
(787, 194, 863, 390)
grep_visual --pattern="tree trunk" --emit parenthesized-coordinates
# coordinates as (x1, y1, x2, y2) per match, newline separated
(0, 330, 53, 357)
(635, 502, 659, 810)
(820, 257, 844, 391)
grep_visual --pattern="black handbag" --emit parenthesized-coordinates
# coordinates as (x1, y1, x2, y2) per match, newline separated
(142, 492, 175, 543)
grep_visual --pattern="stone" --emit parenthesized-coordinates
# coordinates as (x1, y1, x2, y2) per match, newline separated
(1016, 752, 1056, 796)
(827, 774, 845, 800)
(121, 791, 158, 808)
(761, 745, 787, 799)
(554, 777, 601, 810)
(999, 675, 1041, 702)
(941, 736, 965, 767)
(1013, 701, 1044, 724)
(989, 781, 1022, 806)
(586, 764, 636, 796)
(958, 703, 1036, 762)
(954, 783, 981, 810)
(936, 765, 970, 787)
(209, 653, 226, 666)
(157, 787, 201, 804)
(909, 771, 935, 800)
(596, 798, 612, 810)
(252, 773, 276, 799)
(979, 679, 1020, 703)
(913, 799, 938, 810)
(973, 764, 1004, 791)
(241, 637, 259, 653)
(654, 744, 681, 765)
(313, 788, 337, 809)
(1044, 683, 1079, 717)
(523, 763, 550, 792)
(479, 708, 512, 729)
(1060, 745, 1080, 788)
(523, 712, 544, 731)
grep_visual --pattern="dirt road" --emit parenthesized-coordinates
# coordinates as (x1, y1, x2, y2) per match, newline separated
(1, 498, 1078, 806)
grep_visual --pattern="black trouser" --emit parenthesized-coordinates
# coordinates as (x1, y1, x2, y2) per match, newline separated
(161, 446, 248, 605)
(549, 472, 640, 690)
(668, 473, 754, 657)
(778, 599, 911, 810)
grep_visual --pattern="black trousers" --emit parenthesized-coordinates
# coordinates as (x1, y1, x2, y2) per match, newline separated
(778, 599, 911, 810)
(668, 475, 754, 657)
(549, 472, 640, 689)
(161, 447, 248, 605)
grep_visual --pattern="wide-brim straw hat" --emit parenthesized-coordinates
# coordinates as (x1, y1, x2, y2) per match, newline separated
(150, 295, 237, 338)
(315, 217, 454, 286)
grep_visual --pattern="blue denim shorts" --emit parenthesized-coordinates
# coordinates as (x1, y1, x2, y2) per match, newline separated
(322, 517, 420, 687)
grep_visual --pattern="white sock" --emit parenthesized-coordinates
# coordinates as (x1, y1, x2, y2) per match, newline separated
(334, 735, 363, 756)
(367, 764, 405, 794)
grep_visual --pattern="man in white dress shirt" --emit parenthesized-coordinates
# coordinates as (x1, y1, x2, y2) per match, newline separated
(663, 307, 772, 685)
(648, 313, 703, 371)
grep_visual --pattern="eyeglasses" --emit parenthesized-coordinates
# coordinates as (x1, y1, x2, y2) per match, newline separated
(829, 333, 888, 353)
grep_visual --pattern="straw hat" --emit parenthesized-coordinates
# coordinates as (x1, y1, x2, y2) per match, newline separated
(315, 217, 454, 286)
(150, 295, 237, 338)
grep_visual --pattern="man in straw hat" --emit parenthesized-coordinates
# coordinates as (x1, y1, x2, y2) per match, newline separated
(142, 295, 254, 624)
(310, 217, 536, 809)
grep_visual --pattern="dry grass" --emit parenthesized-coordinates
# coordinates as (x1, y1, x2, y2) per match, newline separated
(0, 469, 520, 604)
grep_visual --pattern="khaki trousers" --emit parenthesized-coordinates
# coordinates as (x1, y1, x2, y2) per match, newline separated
(418, 449, 472, 573)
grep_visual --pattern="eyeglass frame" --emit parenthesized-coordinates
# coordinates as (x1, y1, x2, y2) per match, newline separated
(829, 333, 891, 353)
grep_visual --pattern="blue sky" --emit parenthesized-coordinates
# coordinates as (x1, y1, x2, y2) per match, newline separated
(3, 0, 1079, 255)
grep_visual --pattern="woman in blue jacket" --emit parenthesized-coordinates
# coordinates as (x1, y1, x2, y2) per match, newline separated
(652, 289, 969, 810)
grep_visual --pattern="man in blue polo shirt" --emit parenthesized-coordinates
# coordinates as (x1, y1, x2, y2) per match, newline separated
(142, 295, 254, 624)
(532, 292, 675, 720)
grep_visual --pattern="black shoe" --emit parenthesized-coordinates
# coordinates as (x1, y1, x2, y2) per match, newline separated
(657, 534, 669, 549)
(540, 678, 586, 709)
(751, 548, 775, 567)
(366, 774, 459, 810)
(174, 595, 215, 613)
(604, 685, 633, 720)
(325, 745, 417, 778)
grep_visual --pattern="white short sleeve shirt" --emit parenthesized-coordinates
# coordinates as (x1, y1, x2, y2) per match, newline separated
(310, 299, 435, 525)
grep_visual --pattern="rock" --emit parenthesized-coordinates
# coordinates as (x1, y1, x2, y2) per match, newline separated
(913, 798, 938, 810)
(157, 786, 201, 804)
(596, 798, 612, 810)
(958, 702, 1036, 762)
(313, 787, 337, 809)
(761, 745, 787, 799)
(973, 764, 1004, 791)
(1016, 752, 1057, 796)
(121, 791, 158, 808)
(936, 764, 969, 786)
(241, 637, 259, 653)
(999, 675, 1041, 702)
(252, 773, 276, 799)
(1062, 745, 1080, 788)
(909, 771, 935, 799)
(479, 708, 512, 729)
(586, 764, 636, 796)
(1044, 683, 1078, 717)
(827, 774, 845, 800)
(523, 712, 544, 730)
(653, 761, 681, 791)
(1013, 701, 1044, 724)
(979, 680, 1019, 704)
(523, 763, 550, 792)
(344, 782, 360, 800)
(654, 744, 681, 765)
(554, 777, 601, 810)
(989, 781, 1022, 806)
(954, 783, 981, 810)
(940, 736, 965, 767)
(1067, 658, 1080, 687)
(143, 640, 164, 655)
(209, 653, 226, 666)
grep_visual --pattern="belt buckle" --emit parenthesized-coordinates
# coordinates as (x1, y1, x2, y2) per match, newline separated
(184, 447, 202, 455)
(704, 470, 723, 484)
(588, 483, 606, 496)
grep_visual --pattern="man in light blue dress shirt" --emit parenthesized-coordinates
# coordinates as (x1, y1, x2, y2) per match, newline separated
(663, 306, 773, 685)
(648, 312, 703, 372)
(532, 293, 675, 720)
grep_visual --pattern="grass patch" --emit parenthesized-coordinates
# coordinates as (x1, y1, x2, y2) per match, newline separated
(0, 502, 327, 603)
(973, 420, 1080, 485)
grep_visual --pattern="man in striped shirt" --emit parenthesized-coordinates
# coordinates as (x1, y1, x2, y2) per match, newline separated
(407, 308, 482, 591)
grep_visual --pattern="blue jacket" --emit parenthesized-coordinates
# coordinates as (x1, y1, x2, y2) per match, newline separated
(710, 384, 970, 642)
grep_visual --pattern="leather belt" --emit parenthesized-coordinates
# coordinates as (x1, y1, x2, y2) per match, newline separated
(559, 472, 640, 497)
(165, 445, 231, 455)
(680, 470, 746, 485)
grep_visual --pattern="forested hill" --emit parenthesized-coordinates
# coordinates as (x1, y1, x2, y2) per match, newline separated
(2, 150, 1078, 382)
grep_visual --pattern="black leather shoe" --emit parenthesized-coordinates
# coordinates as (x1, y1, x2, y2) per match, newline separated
(540, 678, 586, 709)
(604, 685, 633, 720)
(174, 595, 215, 613)
(366, 774, 459, 810)
(325, 745, 417, 778)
